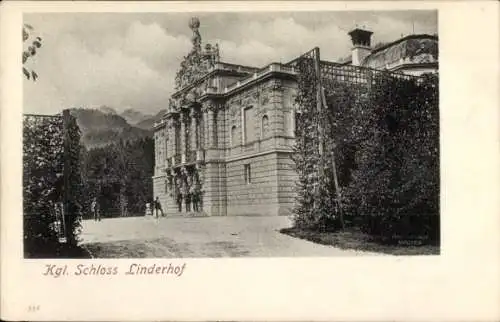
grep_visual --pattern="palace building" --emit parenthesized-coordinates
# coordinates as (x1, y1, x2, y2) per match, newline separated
(152, 17, 438, 216)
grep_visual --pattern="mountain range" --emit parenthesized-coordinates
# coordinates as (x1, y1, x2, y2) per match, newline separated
(69, 106, 166, 149)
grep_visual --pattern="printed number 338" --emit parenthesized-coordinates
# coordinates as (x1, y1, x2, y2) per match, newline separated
(28, 305, 40, 312)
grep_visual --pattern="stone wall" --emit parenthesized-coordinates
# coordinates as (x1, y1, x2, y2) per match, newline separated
(226, 152, 280, 216)
(203, 161, 227, 216)
(276, 152, 298, 216)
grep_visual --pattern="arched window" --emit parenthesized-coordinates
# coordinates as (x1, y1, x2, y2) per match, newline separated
(261, 115, 269, 139)
(231, 125, 237, 146)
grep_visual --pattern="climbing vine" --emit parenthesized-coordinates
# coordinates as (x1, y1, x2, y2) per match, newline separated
(293, 51, 439, 243)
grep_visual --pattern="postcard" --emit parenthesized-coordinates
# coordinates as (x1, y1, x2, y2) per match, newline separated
(1, 1, 499, 321)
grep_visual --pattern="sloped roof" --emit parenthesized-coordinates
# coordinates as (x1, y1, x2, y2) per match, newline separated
(362, 34, 438, 69)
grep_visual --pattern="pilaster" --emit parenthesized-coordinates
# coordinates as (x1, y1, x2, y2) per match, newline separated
(208, 109, 215, 148)
(203, 109, 209, 148)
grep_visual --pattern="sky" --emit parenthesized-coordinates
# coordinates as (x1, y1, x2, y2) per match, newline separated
(23, 11, 437, 115)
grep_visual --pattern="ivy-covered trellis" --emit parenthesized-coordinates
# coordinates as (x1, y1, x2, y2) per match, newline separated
(23, 110, 85, 257)
(290, 47, 439, 243)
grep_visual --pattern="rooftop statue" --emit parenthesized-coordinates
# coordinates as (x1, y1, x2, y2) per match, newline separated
(189, 17, 201, 53)
(174, 17, 221, 91)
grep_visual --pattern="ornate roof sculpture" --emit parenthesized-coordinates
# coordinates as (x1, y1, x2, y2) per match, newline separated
(174, 17, 220, 91)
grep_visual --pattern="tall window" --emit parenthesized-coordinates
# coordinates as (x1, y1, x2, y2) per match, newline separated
(243, 106, 255, 144)
(261, 115, 269, 139)
(231, 125, 237, 146)
(244, 164, 252, 184)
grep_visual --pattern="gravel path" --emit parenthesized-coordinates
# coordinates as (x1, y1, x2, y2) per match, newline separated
(81, 216, 383, 258)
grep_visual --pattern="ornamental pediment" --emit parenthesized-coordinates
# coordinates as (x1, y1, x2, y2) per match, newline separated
(174, 17, 220, 91)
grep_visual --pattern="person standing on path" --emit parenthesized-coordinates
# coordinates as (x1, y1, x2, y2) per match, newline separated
(91, 197, 101, 221)
(155, 196, 165, 218)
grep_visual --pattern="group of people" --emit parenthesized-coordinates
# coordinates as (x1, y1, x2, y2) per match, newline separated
(90, 196, 164, 221)
(173, 175, 203, 213)
(91, 195, 202, 221)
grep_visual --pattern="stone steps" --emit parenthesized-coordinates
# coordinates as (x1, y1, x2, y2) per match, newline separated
(152, 211, 209, 218)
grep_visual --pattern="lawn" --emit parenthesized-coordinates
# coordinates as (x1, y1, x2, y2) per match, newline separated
(280, 227, 439, 256)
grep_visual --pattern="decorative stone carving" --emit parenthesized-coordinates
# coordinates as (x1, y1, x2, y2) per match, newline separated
(189, 17, 202, 53)
(202, 101, 219, 113)
(270, 79, 282, 91)
(257, 107, 268, 118)
(252, 90, 260, 103)
(180, 110, 189, 124)
(174, 17, 221, 91)
(195, 164, 205, 190)
(166, 172, 174, 195)
(229, 104, 239, 118)
(201, 102, 211, 113)
(167, 117, 175, 131)
(260, 91, 271, 105)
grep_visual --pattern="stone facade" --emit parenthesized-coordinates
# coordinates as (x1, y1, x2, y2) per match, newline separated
(152, 19, 438, 217)
(152, 62, 299, 216)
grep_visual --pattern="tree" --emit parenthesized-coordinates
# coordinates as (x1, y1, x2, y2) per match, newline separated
(82, 137, 154, 218)
(23, 24, 42, 81)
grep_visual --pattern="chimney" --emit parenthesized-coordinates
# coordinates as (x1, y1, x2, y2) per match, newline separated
(348, 28, 373, 66)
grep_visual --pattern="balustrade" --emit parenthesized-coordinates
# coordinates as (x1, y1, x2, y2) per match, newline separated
(223, 63, 297, 93)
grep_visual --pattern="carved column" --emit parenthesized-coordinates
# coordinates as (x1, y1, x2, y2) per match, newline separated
(174, 171, 182, 212)
(194, 163, 204, 212)
(180, 166, 189, 212)
(180, 111, 187, 161)
(196, 111, 202, 150)
(190, 108, 197, 153)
